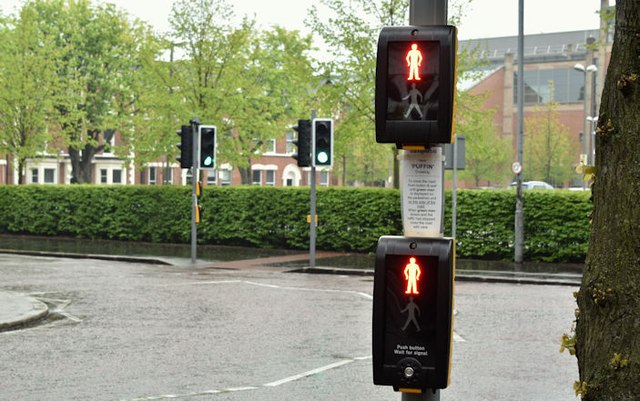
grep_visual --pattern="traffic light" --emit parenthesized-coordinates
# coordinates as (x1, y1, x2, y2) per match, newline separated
(198, 125, 216, 170)
(292, 119, 311, 167)
(372, 236, 455, 392)
(176, 125, 193, 169)
(312, 118, 333, 168)
(375, 25, 458, 147)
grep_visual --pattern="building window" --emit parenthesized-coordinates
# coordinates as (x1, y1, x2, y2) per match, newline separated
(320, 171, 329, 186)
(31, 169, 39, 184)
(265, 170, 276, 186)
(220, 169, 231, 186)
(112, 169, 122, 184)
(165, 168, 173, 185)
(100, 169, 108, 184)
(44, 168, 55, 184)
(149, 167, 157, 185)
(514, 68, 586, 104)
(252, 169, 262, 185)
(265, 139, 276, 154)
(286, 132, 295, 154)
(206, 170, 217, 184)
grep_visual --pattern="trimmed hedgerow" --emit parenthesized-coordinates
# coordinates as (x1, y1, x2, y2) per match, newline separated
(0, 185, 590, 262)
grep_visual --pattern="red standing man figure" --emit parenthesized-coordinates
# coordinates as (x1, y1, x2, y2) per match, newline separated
(404, 257, 421, 294)
(406, 43, 423, 81)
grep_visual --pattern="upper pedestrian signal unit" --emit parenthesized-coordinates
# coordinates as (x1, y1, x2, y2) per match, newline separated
(375, 26, 458, 147)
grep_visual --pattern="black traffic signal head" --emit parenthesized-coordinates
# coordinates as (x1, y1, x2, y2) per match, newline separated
(375, 25, 458, 148)
(372, 235, 455, 392)
(198, 125, 216, 169)
(292, 119, 311, 167)
(176, 125, 193, 169)
(312, 118, 333, 168)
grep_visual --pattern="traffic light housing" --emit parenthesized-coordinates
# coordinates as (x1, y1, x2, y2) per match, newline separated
(372, 236, 455, 392)
(176, 125, 193, 169)
(292, 119, 311, 167)
(375, 25, 458, 148)
(312, 118, 333, 168)
(198, 125, 217, 170)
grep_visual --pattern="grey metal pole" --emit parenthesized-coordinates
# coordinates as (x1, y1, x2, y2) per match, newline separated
(310, 165, 317, 268)
(514, 0, 525, 264)
(190, 117, 201, 264)
(410, 0, 448, 26)
(402, 391, 440, 401)
(452, 135, 457, 238)
(309, 110, 318, 268)
(404, 1, 447, 399)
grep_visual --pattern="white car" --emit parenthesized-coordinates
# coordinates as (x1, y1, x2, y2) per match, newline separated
(510, 181, 554, 190)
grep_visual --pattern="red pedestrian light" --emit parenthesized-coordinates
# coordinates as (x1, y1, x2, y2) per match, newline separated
(406, 43, 423, 81)
(404, 257, 422, 295)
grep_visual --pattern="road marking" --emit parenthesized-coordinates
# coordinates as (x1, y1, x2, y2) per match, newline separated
(243, 280, 373, 300)
(120, 356, 370, 401)
(454, 332, 466, 342)
(264, 358, 356, 387)
(172, 279, 374, 300)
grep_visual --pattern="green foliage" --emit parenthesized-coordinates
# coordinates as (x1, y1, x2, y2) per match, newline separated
(456, 92, 511, 187)
(524, 83, 575, 186)
(0, 186, 591, 262)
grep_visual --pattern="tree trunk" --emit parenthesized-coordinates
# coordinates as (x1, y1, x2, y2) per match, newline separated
(238, 166, 251, 185)
(575, 2, 640, 399)
(68, 130, 104, 184)
(17, 159, 25, 185)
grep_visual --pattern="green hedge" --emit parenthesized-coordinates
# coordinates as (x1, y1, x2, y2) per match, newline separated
(0, 185, 591, 262)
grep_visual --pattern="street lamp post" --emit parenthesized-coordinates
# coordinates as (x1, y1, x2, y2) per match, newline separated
(574, 63, 598, 166)
(586, 116, 598, 165)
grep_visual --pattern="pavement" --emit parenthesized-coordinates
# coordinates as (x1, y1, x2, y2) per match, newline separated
(0, 291, 49, 331)
(0, 249, 582, 332)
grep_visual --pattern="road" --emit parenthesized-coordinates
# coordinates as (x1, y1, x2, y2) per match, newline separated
(0, 254, 578, 401)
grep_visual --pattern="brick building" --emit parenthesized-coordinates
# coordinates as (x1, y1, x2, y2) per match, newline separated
(0, 128, 333, 187)
(459, 27, 612, 187)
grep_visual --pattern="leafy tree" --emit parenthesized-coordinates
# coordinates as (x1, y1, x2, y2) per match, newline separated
(28, 0, 144, 183)
(307, 0, 493, 187)
(572, 1, 640, 399)
(523, 83, 574, 187)
(169, 0, 316, 184)
(456, 91, 510, 187)
(0, 5, 58, 183)
(122, 31, 186, 178)
(306, 0, 407, 186)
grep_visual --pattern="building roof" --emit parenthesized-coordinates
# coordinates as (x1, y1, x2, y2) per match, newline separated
(459, 29, 600, 63)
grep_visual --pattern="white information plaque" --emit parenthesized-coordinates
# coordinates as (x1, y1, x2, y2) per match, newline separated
(400, 149, 444, 237)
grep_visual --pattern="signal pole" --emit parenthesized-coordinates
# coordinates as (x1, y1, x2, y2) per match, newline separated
(190, 116, 201, 264)
(514, 0, 525, 264)
(403, 1, 447, 400)
(309, 110, 317, 268)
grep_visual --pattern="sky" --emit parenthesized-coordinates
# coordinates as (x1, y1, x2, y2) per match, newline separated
(0, 0, 606, 40)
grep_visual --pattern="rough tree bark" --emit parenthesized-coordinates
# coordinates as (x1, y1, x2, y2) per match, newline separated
(575, 1, 640, 399)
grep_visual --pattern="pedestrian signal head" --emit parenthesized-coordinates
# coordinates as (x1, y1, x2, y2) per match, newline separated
(372, 236, 455, 392)
(375, 25, 457, 147)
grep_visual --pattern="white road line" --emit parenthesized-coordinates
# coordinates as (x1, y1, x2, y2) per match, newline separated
(453, 332, 466, 342)
(167, 280, 243, 286)
(242, 280, 373, 300)
(263, 358, 356, 387)
(120, 357, 369, 401)
(58, 311, 83, 323)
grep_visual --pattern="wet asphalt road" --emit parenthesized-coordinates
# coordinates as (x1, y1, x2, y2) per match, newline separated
(0, 254, 578, 401)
